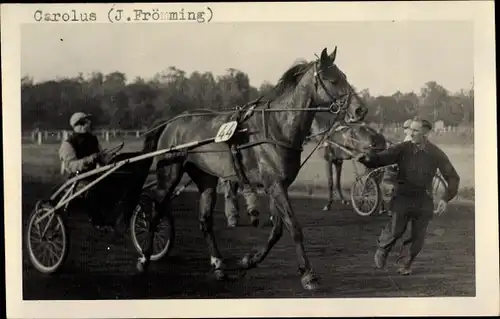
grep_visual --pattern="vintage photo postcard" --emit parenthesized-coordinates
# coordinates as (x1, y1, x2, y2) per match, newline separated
(2, 2, 498, 318)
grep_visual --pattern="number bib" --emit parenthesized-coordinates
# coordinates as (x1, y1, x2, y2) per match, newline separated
(215, 121, 238, 143)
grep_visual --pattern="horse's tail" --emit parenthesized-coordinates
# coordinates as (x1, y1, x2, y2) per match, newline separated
(132, 117, 174, 192)
(142, 119, 167, 154)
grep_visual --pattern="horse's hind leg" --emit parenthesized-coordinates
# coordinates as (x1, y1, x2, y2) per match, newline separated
(333, 160, 349, 205)
(137, 160, 184, 273)
(185, 163, 226, 280)
(323, 160, 334, 211)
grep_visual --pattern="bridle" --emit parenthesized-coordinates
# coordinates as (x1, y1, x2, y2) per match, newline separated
(311, 62, 353, 118)
(319, 123, 387, 158)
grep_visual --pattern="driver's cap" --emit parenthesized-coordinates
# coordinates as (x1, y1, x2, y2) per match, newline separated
(70, 112, 91, 127)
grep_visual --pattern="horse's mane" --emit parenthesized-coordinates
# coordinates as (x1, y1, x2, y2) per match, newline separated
(272, 59, 315, 97)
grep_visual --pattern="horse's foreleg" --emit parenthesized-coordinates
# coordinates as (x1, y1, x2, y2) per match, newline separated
(240, 196, 283, 268)
(323, 160, 334, 211)
(268, 182, 320, 290)
(334, 160, 348, 205)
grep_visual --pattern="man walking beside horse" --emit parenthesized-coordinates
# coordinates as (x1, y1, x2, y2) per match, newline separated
(357, 118, 460, 275)
(222, 179, 260, 228)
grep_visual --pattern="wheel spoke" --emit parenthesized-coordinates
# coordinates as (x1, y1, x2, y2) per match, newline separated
(135, 231, 149, 242)
(30, 227, 41, 242)
(49, 239, 63, 253)
(48, 245, 60, 261)
(40, 244, 50, 266)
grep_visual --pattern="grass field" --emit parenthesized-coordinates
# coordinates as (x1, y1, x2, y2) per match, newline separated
(22, 136, 475, 201)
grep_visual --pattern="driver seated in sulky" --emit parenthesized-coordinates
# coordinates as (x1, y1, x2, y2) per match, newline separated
(59, 112, 105, 176)
(59, 112, 108, 228)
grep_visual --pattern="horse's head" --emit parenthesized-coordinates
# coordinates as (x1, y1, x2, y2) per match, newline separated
(344, 123, 387, 155)
(310, 47, 367, 123)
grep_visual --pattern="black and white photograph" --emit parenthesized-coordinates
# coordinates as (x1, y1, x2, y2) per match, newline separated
(3, 2, 498, 318)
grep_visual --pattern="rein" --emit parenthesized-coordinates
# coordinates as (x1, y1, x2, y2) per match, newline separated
(140, 59, 353, 141)
(136, 54, 358, 180)
(139, 106, 342, 140)
(298, 114, 340, 170)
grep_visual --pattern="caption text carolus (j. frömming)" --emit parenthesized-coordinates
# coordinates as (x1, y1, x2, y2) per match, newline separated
(32, 6, 214, 24)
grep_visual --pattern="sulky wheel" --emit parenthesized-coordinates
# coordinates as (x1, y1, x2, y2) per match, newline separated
(431, 173, 448, 213)
(350, 175, 382, 217)
(26, 200, 70, 274)
(130, 194, 175, 261)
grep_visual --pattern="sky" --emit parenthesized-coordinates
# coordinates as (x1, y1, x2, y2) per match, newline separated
(21, 21, 473, 96)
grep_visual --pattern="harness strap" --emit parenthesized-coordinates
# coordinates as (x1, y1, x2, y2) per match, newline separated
(225, 103, 259, 186)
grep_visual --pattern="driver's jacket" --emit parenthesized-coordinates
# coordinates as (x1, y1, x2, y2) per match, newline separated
(59, 132, 102, 176)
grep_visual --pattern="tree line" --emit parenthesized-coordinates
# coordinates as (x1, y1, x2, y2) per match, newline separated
(21, 67, 474, 131)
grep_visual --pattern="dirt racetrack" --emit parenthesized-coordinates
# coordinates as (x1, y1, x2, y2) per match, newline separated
(22, 179, 475, 300)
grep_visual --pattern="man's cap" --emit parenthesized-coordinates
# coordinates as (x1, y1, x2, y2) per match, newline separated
(420, 119, 433, 130)
(70, 112, 91, 127)
(411, 116, 433, 131)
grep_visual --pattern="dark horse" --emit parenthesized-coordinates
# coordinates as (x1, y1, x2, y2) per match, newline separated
(138, 47, 368, 290)
(309, 118, 387, 211)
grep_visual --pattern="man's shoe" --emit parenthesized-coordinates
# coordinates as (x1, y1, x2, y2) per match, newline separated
(397, 266, 413, 276)
(374, 249, 389, 269)
(227, 218, 238, 228)
(247, 209, 260, 227)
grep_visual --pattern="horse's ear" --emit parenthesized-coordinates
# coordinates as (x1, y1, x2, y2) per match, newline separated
(320, 48, 331, 71)
(320, 48, 329, 64)
(330, 46, 337, 62)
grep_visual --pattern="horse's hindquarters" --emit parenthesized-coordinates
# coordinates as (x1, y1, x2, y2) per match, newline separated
(158, 115, 245, 180)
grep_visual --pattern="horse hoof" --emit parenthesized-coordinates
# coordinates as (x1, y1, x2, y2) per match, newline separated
(136, 256, 149, 273)
(214, 269, 226, 281)
(239, 253, 257, 270)
(301, 272, 321, 291)
(250, 216, 260, 228)
(239, 254, 251, 269)
(322, 205, 330, 211)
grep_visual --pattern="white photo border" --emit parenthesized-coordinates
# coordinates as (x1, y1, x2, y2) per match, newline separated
(2, 2, 498, 318)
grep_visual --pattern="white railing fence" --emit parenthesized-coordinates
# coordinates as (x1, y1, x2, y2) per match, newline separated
(22, 124, 474, 145)
(22, 129, 148, 145)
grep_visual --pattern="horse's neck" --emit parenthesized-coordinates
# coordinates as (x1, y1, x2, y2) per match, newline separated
(269, 83, 315, 148)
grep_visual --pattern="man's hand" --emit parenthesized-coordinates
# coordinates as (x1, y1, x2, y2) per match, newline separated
(434, 199, 448, 216)
(97, 150, 110, 165)
(356, 153, 368, 164)
(88, 153, 99, 163)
